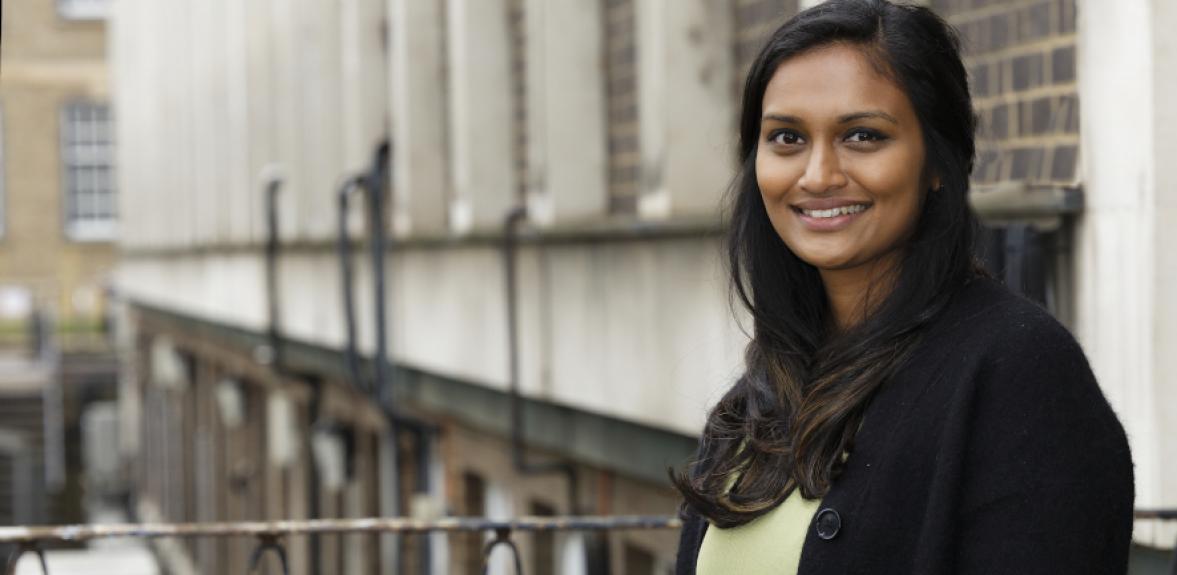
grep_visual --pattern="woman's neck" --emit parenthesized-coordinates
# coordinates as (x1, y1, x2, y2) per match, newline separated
(819, 254, 901, 331)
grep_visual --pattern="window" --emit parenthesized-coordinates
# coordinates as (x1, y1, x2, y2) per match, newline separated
(57, 0, 109, 20)
(60, 102, 117, 241)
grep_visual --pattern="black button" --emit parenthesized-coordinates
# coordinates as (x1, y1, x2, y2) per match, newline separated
(815, 507, 841, 540)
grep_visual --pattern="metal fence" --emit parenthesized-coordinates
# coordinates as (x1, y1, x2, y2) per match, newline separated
(0, 515, 681, 575)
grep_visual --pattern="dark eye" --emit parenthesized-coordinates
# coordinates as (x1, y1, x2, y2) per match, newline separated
(768, 130, 805, 146)
(845, 129, 888, 144)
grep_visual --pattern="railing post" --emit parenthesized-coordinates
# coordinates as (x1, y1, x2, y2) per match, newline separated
(5, 542, 49, 575)
(247, 534, 290, 575)
(481, 527, 524, 575)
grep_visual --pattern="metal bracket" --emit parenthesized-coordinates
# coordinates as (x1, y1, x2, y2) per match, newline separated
(5, 542, 49, 575)
(481, 528, 524, 575)
(247, 534, 290, 575)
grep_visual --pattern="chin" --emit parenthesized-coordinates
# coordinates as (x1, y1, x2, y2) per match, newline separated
(787, 244, 857, 270)
(794, 253, 857, 271)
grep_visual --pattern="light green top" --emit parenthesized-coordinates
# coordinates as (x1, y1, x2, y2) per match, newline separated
(695, 487, 821, 574)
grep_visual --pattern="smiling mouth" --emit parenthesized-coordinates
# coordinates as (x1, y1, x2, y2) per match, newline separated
(793, 204, 870, 219)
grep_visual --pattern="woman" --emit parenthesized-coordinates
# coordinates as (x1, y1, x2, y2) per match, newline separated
(672, 1, 1134, 573)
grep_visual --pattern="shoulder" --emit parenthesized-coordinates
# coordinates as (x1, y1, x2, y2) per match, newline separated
(935, 277, 1088, 375)
(935, 285, 1135, 558)
(938, 279, 1132, 482)
(923, 278, 1128, 460)
(944, 277, 1070, 342)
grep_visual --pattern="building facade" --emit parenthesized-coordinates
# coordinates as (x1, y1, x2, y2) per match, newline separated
(0, 0, 120, 541)
(0, 0, 117, 333)
(107, 0, 1177, 574)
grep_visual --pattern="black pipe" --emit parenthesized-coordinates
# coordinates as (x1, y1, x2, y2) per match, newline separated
(264, 175, 286, 374)
(336, 141, 442, 574)
(365, 142, 436, 574)
(502, 206, 581, 515)
(267, 172, 331, 573)
(336, 175, 369, 396)
(364, 142, 392, 406)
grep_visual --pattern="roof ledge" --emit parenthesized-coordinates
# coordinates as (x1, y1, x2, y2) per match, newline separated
(969, 182, 1083, 230)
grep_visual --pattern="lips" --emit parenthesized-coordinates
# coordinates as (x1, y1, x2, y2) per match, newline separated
(797, 204, 868, 219)
(790, 200, 872, 232)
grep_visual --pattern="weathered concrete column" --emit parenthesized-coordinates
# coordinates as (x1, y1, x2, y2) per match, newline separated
(1151, 1, 1177, 537)
(635, 0, 734, 220)
(389, 0, 448, 236)
(297, 0, 344, 241)
(341, 0, 388, 174)
(522, 0, 608, 227)
(241, 0, 276, 245)
(223, 0, 253, 244)
(267, 0, 306, 243)
(445, 0, 516, 234)
(1076, 0, 1177, 548)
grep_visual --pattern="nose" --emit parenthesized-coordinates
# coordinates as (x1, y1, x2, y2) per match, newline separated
(797, 142, 848, 194)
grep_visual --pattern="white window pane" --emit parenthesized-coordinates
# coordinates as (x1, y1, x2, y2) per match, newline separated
(61, 102, 116, 240)
(58, 0, 110, 21)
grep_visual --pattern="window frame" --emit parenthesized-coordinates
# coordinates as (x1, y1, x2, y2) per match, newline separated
(56, 0, 110, 21)
(59, 101, 118, 242)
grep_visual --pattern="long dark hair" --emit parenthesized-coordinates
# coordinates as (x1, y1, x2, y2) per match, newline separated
(672, 0, 982, 528)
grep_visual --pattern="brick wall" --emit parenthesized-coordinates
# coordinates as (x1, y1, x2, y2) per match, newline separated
(604, 0, 640, 214)
(733, 0, 799, 97)
(0, 0, 116, 324)
(934, 0, 1080, 185)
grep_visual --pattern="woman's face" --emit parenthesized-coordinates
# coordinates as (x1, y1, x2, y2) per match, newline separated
(755, 43, 932, 274)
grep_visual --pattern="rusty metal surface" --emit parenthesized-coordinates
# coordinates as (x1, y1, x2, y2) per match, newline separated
(0, 515, 682, 544)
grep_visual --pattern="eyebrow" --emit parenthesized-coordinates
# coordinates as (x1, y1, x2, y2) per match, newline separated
(762, 111, 900, 125)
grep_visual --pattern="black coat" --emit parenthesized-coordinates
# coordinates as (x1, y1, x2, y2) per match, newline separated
(676, 278, 1135, 574)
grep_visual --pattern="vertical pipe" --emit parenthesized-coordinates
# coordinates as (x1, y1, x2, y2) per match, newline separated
(265, 176, 285, 373)
(502, 206, 580, 515)
(337, 176, 368, 395)
(366, 142, 391, 405)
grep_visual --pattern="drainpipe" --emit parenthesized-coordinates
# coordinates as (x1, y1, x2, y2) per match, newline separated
(262, 169, 286, 374)
(337, 174, 369, 395)
(337, 141, 439, 574)
(263, 168, 329, 573)
(502, 206, 581, 513)
(365, 142, 392, 408)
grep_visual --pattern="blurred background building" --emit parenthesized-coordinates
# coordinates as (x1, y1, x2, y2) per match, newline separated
(0, 0, 121, 538)
(0, 0, 1174, 573)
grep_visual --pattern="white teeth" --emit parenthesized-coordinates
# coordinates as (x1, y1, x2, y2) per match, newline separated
(801, 204, 868, 218)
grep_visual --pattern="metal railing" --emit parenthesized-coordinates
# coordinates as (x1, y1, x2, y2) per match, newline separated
(0, 515, 681, 575)
(8, 510, 1172, 574)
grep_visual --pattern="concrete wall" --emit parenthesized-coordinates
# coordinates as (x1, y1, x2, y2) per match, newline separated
(112, 0, 745, 438)
(1075, 0, 1177, 549)
(635, 0, 735, 220)
(117, 237, 743, 437)
(112, 0, 386, 250)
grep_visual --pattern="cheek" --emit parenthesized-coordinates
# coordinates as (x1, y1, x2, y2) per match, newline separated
(849, 151, 925, 210)
(755, 150, 800, 201)
(854, 169, 926, 243)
